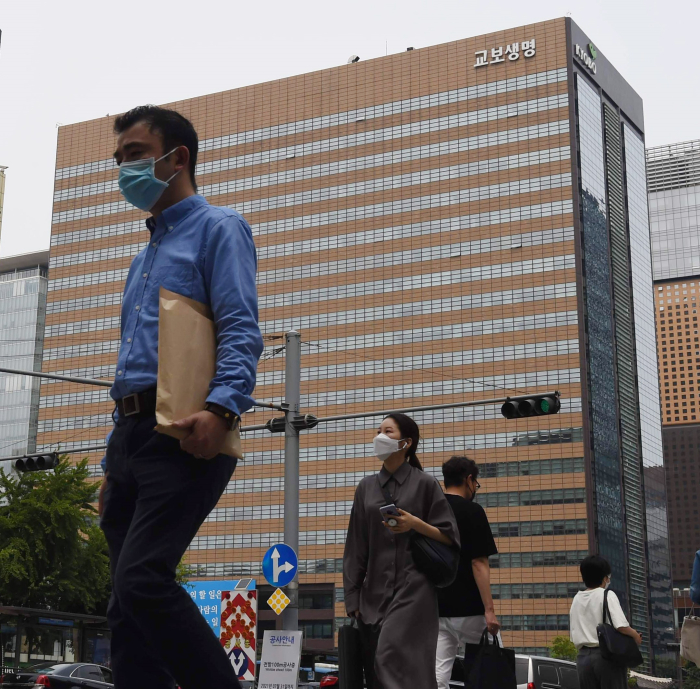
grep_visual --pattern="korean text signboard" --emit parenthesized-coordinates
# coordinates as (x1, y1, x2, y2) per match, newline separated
(182, 578, 258, 683)
(183, 579, 235, 634)
(474, 39, 536, 68)
(258, 630, 303, 689)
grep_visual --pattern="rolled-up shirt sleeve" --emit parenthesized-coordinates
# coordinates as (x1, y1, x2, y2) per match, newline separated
(343, 482, 369, 614)
(202, 213, 264, 417)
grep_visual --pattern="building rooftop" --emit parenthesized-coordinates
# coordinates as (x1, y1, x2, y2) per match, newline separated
(0, 250, 50, 274)
(646, 139, 700, 193)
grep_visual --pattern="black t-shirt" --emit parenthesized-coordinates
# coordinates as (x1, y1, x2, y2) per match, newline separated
(437, 493, 498, 618)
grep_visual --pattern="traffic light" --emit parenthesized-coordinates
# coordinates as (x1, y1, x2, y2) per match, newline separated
(14, 452, 59, 472)
(501, 393, 561, 419)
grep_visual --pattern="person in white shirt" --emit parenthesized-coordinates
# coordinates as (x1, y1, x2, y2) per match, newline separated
(569, 555, 642, 689)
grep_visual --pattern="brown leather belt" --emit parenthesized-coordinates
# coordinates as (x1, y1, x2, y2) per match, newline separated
(116, 388, 158, 418)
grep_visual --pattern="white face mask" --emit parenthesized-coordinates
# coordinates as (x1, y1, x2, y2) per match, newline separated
(373, 433, 406, 461)
(605, 577, 611, 589)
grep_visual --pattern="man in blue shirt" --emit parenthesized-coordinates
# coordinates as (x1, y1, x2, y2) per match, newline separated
(98, 105, 263, 689)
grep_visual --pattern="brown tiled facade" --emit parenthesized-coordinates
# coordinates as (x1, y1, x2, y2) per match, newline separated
(655, 279, 700, 425)
(662, 424, 700, 583)
(40, 18, 672, 659)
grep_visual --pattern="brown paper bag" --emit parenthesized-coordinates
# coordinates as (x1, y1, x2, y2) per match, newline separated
(155, 287, 243, 459)
(681, 612, 700, 666)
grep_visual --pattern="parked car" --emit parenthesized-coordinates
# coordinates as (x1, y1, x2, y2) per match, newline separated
(515, 655, 579, 689)
(0, 662, 113, 688)
(449, 654, 579, 689)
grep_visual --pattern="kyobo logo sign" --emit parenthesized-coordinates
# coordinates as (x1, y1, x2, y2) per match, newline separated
(575, 43, 597, 74)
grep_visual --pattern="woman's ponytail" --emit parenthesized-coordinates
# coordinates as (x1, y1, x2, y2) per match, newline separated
(407, 452, 423, 471)
(385, 412, 424, 472)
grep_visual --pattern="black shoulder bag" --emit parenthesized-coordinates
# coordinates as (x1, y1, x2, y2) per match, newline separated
(379, 478, 459, 588)
(596, 589, 643, 668)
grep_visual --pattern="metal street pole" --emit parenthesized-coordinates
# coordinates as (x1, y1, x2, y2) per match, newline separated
(282, 330, 301, 630)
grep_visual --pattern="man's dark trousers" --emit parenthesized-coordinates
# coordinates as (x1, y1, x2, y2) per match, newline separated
(100, 414, 240, 689)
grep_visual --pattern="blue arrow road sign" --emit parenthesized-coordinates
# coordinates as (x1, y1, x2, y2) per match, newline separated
(262, 543, 298, 587)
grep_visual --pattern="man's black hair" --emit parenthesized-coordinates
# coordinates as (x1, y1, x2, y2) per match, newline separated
(114, 105, 198, 189)
(580, 554, 611, 588)
(442, 455, 479, 488)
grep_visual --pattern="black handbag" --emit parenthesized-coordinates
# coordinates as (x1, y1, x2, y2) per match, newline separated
(467, 628, 516, 689)
(338, 618, 365, 689)
(596, 589, 643, 668)
(379, 479, 460, 588)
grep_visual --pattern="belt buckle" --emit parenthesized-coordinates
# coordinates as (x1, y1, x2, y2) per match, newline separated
(122, 393, 141, 417)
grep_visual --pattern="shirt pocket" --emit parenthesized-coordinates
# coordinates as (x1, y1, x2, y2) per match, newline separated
(150, 263, 195, 300)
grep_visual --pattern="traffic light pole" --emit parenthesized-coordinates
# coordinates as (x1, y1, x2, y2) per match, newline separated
(282, 331, 301, 631)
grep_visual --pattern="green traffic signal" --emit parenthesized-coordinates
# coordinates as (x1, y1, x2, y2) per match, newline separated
(501, 394, 561, 419)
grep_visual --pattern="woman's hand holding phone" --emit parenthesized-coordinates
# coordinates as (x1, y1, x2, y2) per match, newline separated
(383, 508, 416, 533)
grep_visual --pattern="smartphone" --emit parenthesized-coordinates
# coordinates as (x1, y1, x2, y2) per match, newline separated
(380, 504, 401, 527)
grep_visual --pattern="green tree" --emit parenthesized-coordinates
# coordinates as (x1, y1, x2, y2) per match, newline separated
(0, 456, 110, 614)
(176, 558, 195, 590)
(550, 635, 578, 662)
(683, 661, 700, 689)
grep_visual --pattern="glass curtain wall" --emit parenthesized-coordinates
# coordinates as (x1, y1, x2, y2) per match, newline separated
(575, 74, 628, 607)
(623, 124, 675, 666)
(602, 102, 650, 654)
(647, 140, 700, 282)
(0, 267, 47, 461)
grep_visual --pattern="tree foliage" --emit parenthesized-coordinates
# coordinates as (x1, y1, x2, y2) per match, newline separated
(550, 635, 578, 662)
(176, 558, 195, 590)
(0, 457, 110, 614)
(683, 661, 700, 689)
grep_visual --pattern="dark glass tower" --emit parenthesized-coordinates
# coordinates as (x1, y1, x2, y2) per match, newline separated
(569, 18, 674, 669)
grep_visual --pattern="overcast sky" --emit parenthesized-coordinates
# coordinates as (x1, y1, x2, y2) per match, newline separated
(0, 0, 698, 258)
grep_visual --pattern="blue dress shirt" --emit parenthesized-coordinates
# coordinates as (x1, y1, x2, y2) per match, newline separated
(108, 194, 263, 436)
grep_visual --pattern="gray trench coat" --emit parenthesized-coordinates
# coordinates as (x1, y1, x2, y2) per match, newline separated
(343, 461, 460, 689)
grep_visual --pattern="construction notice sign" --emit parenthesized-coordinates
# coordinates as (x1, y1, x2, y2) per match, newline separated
(258, 629, 303, 689)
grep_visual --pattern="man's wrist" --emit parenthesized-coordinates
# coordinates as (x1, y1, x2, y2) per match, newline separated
(204, 403, 240, 430)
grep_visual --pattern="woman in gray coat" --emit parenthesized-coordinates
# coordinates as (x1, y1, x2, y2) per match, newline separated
(343, 413, 459, 689)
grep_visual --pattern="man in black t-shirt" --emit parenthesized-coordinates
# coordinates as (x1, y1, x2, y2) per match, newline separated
(435, 456, 499, 689)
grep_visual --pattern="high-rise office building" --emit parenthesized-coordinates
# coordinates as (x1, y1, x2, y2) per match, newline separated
(0, 251, 49, 471)
(0, 166, 7, 240)
(41, 18, 672, 663)
(648, 140, 700, 586)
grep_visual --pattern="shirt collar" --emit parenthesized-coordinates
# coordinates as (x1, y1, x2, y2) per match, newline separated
(378, 460, 412, 487)
(145, 194, 208, 234)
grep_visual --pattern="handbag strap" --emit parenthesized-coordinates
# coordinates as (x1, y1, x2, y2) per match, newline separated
(479, 627, 503, 649)
(377, 475, 395, 507)
(602, 588, 614, 626)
